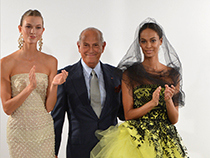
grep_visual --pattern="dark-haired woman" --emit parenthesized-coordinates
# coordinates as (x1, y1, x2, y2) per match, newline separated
(90, 18, 188, 158)
(1, 9, 68, 158)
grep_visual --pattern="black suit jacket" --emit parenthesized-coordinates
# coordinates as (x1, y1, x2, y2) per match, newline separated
(51, 60, 124, 158)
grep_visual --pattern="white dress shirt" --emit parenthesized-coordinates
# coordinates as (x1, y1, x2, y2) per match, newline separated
(81, 59, 106, 108)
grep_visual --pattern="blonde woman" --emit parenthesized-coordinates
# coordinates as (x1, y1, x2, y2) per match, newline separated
(1, 9, 68, 158)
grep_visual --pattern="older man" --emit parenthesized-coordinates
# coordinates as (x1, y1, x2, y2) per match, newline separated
(51, 27, 124, 158)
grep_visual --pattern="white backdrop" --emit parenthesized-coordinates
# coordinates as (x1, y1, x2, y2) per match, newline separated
(1, 0, 210, 158)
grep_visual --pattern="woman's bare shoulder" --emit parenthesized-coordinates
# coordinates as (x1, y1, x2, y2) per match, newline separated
(1, 51, 19, 62)
(1, 51, 19, 68)
(40, 52, 57, 63)
(39, 52, 58, 73)
(1, 51, 20, 77)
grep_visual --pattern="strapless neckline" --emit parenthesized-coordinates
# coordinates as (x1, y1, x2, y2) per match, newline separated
(11, 73, 48, 79)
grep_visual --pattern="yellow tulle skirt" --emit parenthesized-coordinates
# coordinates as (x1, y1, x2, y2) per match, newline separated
(90, 121, 188, 158)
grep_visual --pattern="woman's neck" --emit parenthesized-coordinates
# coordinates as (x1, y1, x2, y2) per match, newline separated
(142, 58, 163, 71)
(22, 43, 38, 52)
(19, 44, 39, 61)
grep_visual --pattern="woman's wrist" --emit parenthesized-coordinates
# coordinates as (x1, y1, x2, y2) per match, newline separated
(27, 84, 35, 92)
(149, 99, 158, 108)
(165, 98, 173, 104)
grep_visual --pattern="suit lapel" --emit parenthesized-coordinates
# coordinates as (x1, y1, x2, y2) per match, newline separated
(100, 64, 114, 119)
(70, 62, 96, 117)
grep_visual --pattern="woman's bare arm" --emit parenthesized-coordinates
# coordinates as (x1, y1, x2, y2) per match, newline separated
(122, 75, 161, 120)
(1, 59, 36, 115)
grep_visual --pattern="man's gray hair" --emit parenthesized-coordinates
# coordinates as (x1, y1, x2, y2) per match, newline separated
(78, 27, 104, 43)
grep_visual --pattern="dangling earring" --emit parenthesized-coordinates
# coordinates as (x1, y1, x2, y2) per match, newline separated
(18, 33, 24, 49)
(38, 37, 43, 51)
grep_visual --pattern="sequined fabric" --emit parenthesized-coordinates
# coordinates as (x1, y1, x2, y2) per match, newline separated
(7, 73, 55, 158)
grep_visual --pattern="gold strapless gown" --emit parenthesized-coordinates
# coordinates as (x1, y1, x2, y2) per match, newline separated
(7, 73, 55, 158)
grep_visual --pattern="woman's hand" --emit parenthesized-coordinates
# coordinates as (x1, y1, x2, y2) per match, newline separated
(164, 84, 175, 102)
(152, 86, 161, 106)
(28, 65, 37, 90)
(164, 84, 179, 124)
(52, 70, 68, 86)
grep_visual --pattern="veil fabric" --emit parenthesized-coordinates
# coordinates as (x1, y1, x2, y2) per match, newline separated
(117, 18, 185, 107)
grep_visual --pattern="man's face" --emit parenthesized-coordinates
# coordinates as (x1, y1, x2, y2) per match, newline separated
(77, 29, 106, 68)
